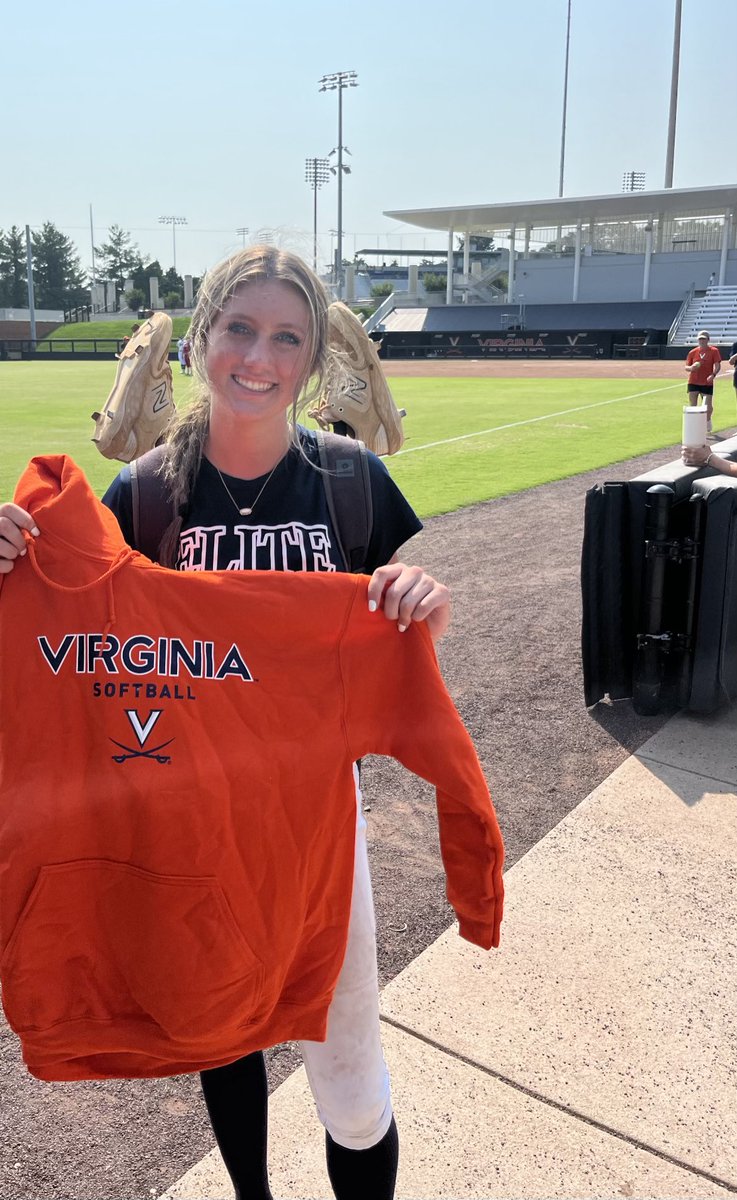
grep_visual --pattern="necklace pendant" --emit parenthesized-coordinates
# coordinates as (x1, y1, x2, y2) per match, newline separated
(239, 506, 253, 516)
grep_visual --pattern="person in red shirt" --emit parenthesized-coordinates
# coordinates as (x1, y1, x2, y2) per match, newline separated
(0, 246, 483, 1200)
(685, 330, 721, 433)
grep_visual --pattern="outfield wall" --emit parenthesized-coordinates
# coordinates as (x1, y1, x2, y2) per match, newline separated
(380, 330, 671, 360)
(0, 339, 179, 362)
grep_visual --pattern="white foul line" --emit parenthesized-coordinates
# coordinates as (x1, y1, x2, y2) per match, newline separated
(393, 381, 685, 457)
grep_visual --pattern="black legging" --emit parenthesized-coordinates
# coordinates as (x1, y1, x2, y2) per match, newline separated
(200, 1052, 272, 1200)
(200, 1051, 399, 1200)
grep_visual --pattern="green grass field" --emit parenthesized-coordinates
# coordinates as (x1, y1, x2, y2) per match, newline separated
(1, 361, 734, 518)
(35, 318, 192, 353)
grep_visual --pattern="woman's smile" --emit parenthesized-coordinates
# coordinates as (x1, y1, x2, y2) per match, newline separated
(232, 375, 277, 393)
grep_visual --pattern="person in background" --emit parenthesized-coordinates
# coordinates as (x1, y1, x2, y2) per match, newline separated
(116, 322, 140, 359)
(685, 330, 721, 434)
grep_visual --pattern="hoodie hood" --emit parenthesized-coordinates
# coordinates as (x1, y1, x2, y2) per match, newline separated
(14, 456, 132, 587)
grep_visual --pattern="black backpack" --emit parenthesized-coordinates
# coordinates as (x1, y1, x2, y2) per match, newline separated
(129, 430, 374, 574)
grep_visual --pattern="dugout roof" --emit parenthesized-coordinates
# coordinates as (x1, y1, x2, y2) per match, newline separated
(384, 185, 737, 233)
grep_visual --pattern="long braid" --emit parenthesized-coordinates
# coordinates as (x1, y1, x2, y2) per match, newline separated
(148, 397, 207, 568)
(162, 394, 210, 516)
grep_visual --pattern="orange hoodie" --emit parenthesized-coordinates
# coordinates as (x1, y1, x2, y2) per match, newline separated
(0, 456, 504, 1082)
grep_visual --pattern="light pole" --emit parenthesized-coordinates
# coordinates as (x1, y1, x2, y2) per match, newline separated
(305, 158, 330, 273)
(328, 229, 338, 278)
(558, 0, 572, 198)
(664, 0, 682, 188)
(318, 70, 358, 298)
(159, 215, 187, 272)
(236, 227, 249, 248)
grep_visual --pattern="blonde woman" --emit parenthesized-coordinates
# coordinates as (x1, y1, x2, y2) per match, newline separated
(0, 245, 451, 1200)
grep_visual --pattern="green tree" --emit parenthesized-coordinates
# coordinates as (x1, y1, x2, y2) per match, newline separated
(94, 224, 144, 289)
(456, 234, 496, 253)
(0, 226, 27, 306)
(161, 266, 183, 297)
(31, 221, 88, 309)
(131, 259, 164, 300)
(124, 288, 147, 312)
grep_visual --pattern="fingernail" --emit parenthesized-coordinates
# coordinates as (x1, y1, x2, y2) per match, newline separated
(398, 624, 407, 633)
(31, 526, 40, 537)
(368, 600, 377, 613)
(20, 547, 27, 556)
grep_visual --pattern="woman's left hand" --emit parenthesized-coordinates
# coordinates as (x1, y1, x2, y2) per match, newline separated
(367, 562, 451, 642)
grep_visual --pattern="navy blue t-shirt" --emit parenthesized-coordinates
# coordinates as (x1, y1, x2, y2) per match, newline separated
(102, 428, 421, 574)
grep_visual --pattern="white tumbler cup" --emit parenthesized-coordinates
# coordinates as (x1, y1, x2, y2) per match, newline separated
(682, 405, 708, 448)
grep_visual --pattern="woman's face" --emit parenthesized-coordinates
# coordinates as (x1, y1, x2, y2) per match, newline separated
(205, 279, 312, 424)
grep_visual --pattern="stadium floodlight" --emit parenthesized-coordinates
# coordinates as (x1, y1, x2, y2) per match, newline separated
(236, 227, 250, 248)
(318, 71, 358, 297)
(622, 172, 646, 192)
(305, 158, 331, 273)
(159, 215, 187, 271)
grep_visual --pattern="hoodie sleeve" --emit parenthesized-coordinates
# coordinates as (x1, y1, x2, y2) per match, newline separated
(339, 581, 504, 950)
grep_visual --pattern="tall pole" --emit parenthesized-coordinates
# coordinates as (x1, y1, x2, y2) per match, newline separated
(558, 0, 572, 197)
(25, 225, 36, 347)
(159, 215, 187, 272)
(319, 71, 358, 299)
(664, 0, 682, 188)
(314, 180, 319, 272)
(305, 158, 329, 273)
(337, 85, 344, 294)
(89, 203, 96, 285)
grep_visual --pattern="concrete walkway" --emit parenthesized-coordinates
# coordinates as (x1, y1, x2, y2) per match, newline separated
(163, 707, 737, 1200)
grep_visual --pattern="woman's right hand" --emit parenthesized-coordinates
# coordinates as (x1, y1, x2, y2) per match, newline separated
(0, 505, 39, 574)
(681, 446, 709, 467)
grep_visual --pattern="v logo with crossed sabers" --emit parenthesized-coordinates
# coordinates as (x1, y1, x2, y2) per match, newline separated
(110, 709, 174, 764)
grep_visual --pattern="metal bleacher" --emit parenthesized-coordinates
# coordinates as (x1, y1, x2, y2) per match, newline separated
(669, 286, 737, 346)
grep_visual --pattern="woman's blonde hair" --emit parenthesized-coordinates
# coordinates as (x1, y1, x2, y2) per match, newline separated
(161, 245, 330, 523)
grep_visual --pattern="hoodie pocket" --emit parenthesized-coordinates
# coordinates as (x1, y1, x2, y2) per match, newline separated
(1, 860, 264, 1040)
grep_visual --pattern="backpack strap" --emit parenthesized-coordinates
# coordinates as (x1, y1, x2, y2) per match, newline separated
(316, 430, 374, 574)
(128, 433, 374, 574)
(129, 445, 176, 563)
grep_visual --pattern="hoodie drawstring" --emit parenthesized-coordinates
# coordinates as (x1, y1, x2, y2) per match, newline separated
(25, 538, 136, 641)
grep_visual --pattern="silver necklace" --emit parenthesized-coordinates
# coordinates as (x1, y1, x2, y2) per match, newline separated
(215, 461, 280, 517)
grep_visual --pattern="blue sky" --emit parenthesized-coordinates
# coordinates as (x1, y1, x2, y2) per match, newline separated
(6, 0, 735, 278)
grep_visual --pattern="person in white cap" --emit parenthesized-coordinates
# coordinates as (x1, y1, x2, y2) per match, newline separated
(685, 330, 721, 433)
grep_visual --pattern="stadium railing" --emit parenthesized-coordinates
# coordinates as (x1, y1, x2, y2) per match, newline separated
(0, 339, 178, 361)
